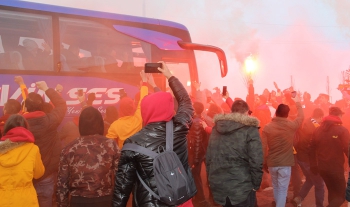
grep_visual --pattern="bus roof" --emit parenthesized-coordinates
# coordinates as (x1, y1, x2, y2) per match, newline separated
(1, 0, 188, 31)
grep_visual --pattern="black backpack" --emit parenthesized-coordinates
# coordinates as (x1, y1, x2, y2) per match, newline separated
(122, 120, 197, 205)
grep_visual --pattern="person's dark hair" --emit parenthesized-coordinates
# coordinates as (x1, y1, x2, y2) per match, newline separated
(193, 102, 204, 115)
(105, 106, 118, 123)
(25, 92, 43, 112)
(79, 106, 104, 136)
(312, 108, 324, 119)
(231, 100, 249, 114)
(3, 114, 28, 135)
(4, 99, 21, 114)
(275, 104, 290, 118)
(329, 106, 344, 116)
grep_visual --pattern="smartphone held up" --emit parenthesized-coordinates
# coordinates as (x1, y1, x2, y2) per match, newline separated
(222, 86, 227, 96)
(145, 63, 162, 73)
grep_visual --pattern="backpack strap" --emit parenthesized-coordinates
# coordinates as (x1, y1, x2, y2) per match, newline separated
(136, 171, 160, 200)
(122, 120, 173, 154)
(165, 120, 174, 151)
(121, 120, 174, 201)
(122, 143, 158, 159)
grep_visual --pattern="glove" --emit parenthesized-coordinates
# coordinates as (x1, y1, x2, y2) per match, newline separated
(310, 166, 319, 175)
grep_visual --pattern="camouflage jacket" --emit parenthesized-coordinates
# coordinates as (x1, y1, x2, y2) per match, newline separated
(56, 135, 120, 207)
(206, 113, 263, 205)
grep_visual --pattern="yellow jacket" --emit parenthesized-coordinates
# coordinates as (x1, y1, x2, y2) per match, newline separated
(0, 140, 45, 207)
(106, 85, 148, 148)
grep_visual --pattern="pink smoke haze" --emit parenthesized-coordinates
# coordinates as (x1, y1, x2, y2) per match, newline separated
(22, 0, 350, 102)
(256, 20, 350, 103)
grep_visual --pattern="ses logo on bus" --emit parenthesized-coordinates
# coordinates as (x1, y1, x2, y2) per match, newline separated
(0, 83, 123, 106)
(0, 75, 139, 116)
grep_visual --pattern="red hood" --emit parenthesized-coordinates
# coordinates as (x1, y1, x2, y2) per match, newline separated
(118, 97, 136, 118)
(0, 127, 35, 142)
(141, 91, 174, 125)
(22, 111, 46, 119)
(322, 115, 342, 124)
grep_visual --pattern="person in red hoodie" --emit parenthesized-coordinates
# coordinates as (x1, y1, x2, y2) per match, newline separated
(112, 61, 195, 207)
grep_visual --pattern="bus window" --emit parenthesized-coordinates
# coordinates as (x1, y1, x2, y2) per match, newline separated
(0, 10, 53, 71)
(59, 17, 151, 73)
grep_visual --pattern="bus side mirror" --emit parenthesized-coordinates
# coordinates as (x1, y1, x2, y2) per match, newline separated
(177, 41, 228, 78)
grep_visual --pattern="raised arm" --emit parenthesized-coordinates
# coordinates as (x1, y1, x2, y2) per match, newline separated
(36, 81, 67, 129)
(290, 96, 304, 130)
(147, 73, 161, 92)
(14, 76, 28, 112)
(157, 61, 194, 125)
(223, 91, 233, 108)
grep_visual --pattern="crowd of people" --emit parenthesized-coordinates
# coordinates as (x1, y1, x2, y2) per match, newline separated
(0, 61, 350, 207)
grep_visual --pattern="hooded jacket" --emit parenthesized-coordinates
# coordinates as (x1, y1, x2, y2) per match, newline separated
(23, 88, 67, 182)
(57, 106, 120, 207)
(106, 84, 148, 148)
(0, 127, 45, 207)
(112, 76, 194, 207)
(206, 113, 263, 205)
(310, 115, 350, 172)
(262, 102, 304, 167)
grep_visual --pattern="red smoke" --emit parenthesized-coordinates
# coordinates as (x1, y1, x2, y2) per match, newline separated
(255, 19, 350, 102)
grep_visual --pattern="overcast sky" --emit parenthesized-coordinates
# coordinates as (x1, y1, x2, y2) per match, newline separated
(23, 0, 350, 102)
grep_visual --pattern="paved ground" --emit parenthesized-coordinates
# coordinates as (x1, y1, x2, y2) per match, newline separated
(256, 187, 348, 207)
(199, 162, 349, 207)
(124, 162, 349, 207)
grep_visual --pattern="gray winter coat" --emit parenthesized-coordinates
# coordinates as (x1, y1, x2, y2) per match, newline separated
(206, 113, 263, 205)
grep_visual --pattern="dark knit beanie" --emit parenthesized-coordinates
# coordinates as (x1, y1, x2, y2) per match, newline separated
(193, 102, 204, 115)
(79, 106, 104, 136)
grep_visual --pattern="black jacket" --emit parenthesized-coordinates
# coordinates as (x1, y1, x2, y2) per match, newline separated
(24, 88, 67, 182)
(112, 77, 195, 207)
(187, 114, 207, 166)
(206, 113, 263, 205)
(310, 115, 350, 172)
(296, 118, 318, 163)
